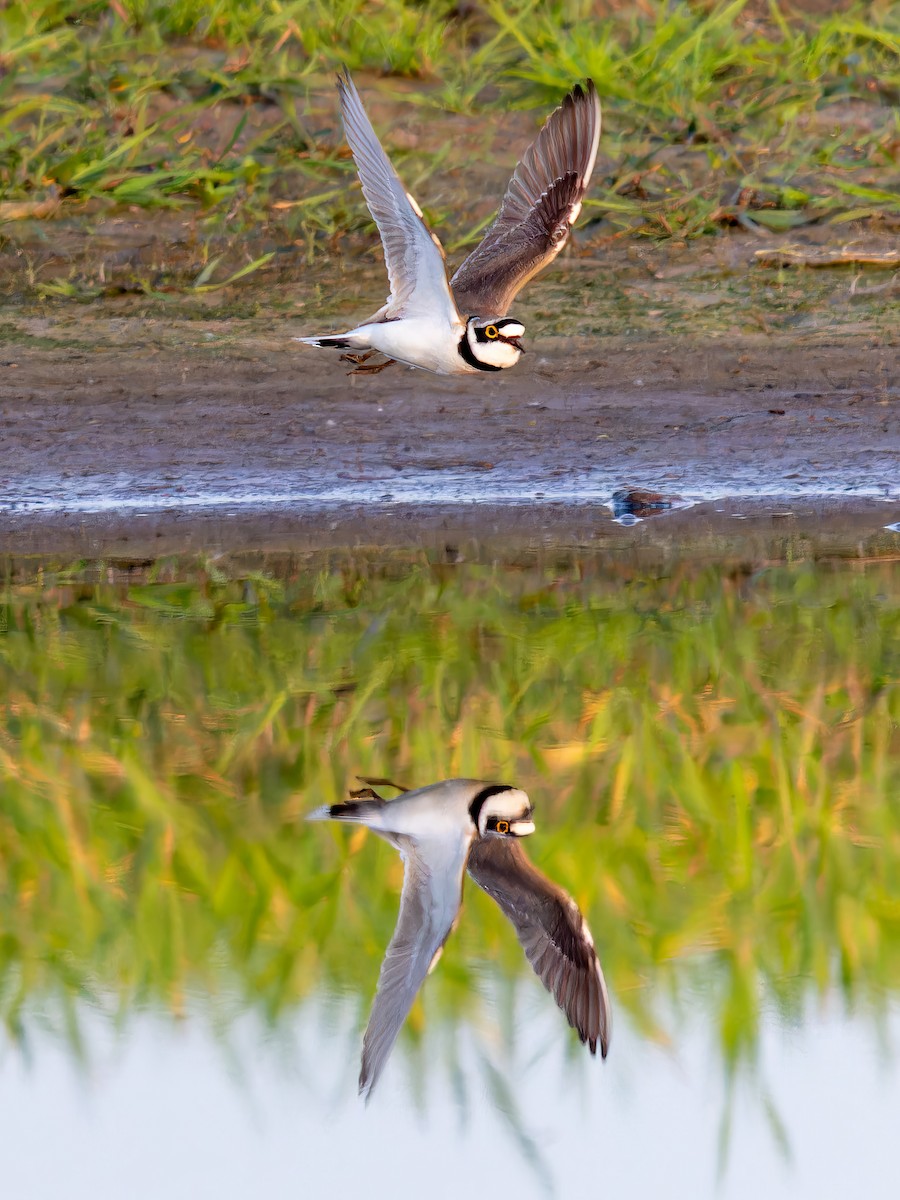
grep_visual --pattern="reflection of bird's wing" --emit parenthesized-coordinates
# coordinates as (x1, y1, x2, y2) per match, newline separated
(360, 832, 471, 1099)
(467, 835, 610, 1057)
(450, 81, 601, 318)
(337, 70, 460, 325)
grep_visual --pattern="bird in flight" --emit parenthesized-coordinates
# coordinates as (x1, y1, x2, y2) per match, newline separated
(308, 776, 611, 1099)
(297, 73, 601, 376)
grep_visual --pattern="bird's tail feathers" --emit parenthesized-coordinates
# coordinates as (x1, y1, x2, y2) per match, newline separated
(294, 333, 368, 350)
(306, 797, 386, 823)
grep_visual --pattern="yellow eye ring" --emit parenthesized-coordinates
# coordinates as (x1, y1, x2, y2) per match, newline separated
(485, 325, 499, 339)
(496, 819, 509, 834)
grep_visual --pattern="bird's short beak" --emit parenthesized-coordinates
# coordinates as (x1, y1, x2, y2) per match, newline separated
(511, 338, 525, 354)
(508, 818, 535, 837)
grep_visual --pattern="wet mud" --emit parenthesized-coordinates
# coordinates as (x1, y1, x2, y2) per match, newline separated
(2, 131, 898, 563)
(1, 312, 897, 559)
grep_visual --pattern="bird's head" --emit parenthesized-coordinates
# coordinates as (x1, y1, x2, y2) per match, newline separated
(468, 783, 535, 838)
(463, 317, 525, 371)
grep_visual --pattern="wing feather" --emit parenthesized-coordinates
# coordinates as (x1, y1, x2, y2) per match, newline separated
(337, 71, 459, 324)
(359, 833, 469, 1098)
(450, 81, 601, 317)
(467, 835, 611, 1057)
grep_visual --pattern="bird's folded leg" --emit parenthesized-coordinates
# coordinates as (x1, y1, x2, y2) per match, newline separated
(342, 354, 396, 375)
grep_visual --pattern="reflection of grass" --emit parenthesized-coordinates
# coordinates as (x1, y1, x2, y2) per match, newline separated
(1, 1, 897, 298)
(1, 552, 899, 1081)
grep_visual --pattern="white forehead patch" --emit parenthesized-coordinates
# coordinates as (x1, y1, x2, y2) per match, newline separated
(499, 321, 525, 338)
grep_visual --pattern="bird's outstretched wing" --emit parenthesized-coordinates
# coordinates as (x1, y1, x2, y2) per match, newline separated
(360, 832, 470, 1099)
(450, 81, 601, 318)
(337, 70, 460, 325)
(467, 835, 611, 1057)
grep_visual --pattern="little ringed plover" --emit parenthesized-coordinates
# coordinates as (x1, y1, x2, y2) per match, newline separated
(308, 776, 611, 1099)
(297, 73, 601, 376)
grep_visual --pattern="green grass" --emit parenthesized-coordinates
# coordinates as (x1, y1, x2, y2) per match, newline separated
(0, 1, 898, 300)
(1, 550, 899, 1084)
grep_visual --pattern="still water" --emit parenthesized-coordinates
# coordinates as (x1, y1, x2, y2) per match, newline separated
(1, 548, 899, 1198)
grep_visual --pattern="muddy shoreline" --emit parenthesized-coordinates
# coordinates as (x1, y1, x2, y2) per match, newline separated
(2, 497, 898, 568)
(2, 51, 898, 563)
(2, 308, 898, 560)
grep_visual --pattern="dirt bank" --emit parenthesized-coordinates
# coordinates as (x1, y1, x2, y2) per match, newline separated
(0, 309, 897, 559)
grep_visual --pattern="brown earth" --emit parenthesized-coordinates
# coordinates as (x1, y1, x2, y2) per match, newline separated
(1, 73, 898, 561)
(0, 301, 897, 560)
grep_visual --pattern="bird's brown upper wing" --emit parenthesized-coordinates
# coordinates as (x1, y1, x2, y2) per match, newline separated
(450, 81, 601, 317)
(467, 834, 611, 1057)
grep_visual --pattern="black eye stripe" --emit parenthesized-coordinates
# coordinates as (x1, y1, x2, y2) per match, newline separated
(469, 320, 523, 344)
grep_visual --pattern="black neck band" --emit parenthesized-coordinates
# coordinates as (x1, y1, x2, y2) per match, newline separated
(458, 331, 503, 372)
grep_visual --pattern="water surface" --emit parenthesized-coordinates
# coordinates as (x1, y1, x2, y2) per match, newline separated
(1, 549, 898, 1197)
